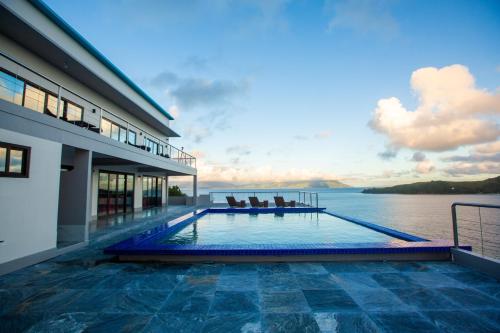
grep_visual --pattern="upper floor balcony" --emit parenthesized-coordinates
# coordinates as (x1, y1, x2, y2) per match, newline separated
(0, 51, 196, 169)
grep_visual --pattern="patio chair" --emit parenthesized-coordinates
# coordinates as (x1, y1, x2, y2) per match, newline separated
(274, 196, 296, 208)
(226, 196, 246, 208)
(249, 196, 269, 208)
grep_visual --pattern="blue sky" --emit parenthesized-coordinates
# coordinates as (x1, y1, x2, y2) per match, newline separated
(45, 0, 500, 186)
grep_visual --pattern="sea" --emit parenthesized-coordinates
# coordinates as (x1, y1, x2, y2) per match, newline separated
(199, 187, 500, 258)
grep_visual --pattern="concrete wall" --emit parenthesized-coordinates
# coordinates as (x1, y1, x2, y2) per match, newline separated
(0, 128, 61, 264)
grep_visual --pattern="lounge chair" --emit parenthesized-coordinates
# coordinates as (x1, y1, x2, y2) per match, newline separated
(226, 196, 246, 208)
(249, 196, 269, 208)
(274, 196, 296, 208)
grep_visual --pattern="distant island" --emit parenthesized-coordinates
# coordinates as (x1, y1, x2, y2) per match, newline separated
(362, 176, 500, 194)
(199, 179, 350, 189)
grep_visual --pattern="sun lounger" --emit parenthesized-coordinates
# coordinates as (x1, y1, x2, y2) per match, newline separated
(274, 196, 296, 208)
(249, 196, 269, 208)
(226, 196, 246, 208)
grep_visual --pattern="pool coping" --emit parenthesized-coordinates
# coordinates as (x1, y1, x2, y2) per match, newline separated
(104, 208, 471, 259)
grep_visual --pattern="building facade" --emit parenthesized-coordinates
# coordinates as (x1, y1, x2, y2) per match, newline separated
(0, 0, 197, 273)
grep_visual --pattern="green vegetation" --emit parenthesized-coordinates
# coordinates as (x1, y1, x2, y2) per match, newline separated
(362, 176, 500, 194)
(168, 185, 186, 196)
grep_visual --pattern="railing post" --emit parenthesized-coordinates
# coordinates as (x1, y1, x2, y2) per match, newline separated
(56, 85, 62, 119)
(316, 193, 318, 209)
(451, 204, 459, 248)
(99, 108, 103, 133)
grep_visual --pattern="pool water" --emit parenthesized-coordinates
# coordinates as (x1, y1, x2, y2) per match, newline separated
(158, 212, 397, 245)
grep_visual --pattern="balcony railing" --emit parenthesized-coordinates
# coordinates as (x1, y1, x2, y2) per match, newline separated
(451, 202, 500, 259)
(0, 51, 196, 168)
(209, 191, 319, 208)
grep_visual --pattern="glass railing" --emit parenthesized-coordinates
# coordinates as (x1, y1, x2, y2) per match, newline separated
(0, 51, 196, 168)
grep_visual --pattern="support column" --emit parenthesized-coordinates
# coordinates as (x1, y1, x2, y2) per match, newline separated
(165, 175, 169, 207)
(57, 149, 92, 243)
(193, 175, 198, 206)
(134, 174, 143, 211)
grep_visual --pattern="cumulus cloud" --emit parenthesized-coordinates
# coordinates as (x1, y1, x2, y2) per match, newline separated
(415, 160, 435, 174)
(441, 141, 500, 176)
(411, 152, 426, 162)
(443, 152, 500, 163)
(370, 64, 500, 151)
(444, 162, 500, 176)
(326, 0, 398, 38)
(474, 141, 500, 155)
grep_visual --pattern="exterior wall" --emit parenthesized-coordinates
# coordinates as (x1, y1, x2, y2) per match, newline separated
(0, 33, 169, 144)
(0, 128, 61, 264)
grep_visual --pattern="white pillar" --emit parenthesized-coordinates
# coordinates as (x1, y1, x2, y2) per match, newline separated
(193, 175, 198, 206)
(134, 174, 142, 210)
(165, 175, 169, 207)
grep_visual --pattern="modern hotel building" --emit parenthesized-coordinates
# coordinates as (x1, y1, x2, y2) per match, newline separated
(0, 0, 197, 273)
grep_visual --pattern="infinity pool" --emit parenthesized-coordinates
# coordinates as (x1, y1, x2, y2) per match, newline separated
(158, 212, 395, 245)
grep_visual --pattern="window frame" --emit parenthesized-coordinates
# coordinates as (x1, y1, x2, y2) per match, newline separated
(62, 99, 84, 121)
(0, 141, 31, 178)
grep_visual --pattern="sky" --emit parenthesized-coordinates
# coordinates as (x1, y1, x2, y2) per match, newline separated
(45, 0, 500, 186)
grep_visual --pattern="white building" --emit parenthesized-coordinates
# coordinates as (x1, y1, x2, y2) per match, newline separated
(0, 0, 197, 273)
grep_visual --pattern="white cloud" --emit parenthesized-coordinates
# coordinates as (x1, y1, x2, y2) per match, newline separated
(411, 152, 426, 162)
(444, 162, 500, 176)
(314, 130, 333, 139)
(168, 105, 180, 118)
(326, 0, 398, 38)
(226, 145, 251, 156)
(370, 64, 500, 151)
(415, 160, 435, 174)
(474, 141, 500, 155)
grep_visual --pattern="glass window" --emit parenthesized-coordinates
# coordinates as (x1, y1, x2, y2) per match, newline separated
(101, 118, 111, 137)
(0, 147, 6, 172)
(65, 101, 82, 121)
(0, 70, 24, 105)
(9, 149, 23, 173)
(46, 94, 61, 117)
(23, 84, 46, 113)
(128, 130, 136, 145)
(111, 123, 120, 141)
(119, 127, 127, 143)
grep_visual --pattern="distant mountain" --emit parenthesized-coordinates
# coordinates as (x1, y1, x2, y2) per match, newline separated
(199, 179, 350, 189)
(362, 176, 500, 194)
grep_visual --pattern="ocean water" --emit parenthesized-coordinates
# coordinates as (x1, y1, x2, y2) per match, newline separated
(201, 187, 500, 258)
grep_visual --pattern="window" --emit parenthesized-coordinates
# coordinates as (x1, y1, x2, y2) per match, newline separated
(101, 118, 112, 137)
(64, 101, 82, 121)
(0, 70, 24, 105)
(0, 142, 30, 177)
(128, 130, 136, 145)
(23, 84, 46, 113)
(111, 123, 120, 141)
(46, 94, 61, 117)
(119, 128, 127, 143)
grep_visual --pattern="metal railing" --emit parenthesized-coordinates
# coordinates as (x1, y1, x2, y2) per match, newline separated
(209, 191, 319, 208)
(0, 51, 195, 168)
(452, 202, 500, 259)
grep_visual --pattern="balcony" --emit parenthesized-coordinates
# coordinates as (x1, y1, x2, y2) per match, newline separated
(0, 51, 196, 168)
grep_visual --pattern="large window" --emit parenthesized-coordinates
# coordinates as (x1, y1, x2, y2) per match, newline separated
(143, 176, 162, 208)
(128, 130, 137, 145)
(0, 142, 30, 178)
(46, 94, 61, 117)
(98, 171, 134, 216)
(145, 138, 159, 155)
(64, 100, 83, 121)
(23, 84, 46, 113)
(101, 117, 128, 143)
(0, 70, 23, 105)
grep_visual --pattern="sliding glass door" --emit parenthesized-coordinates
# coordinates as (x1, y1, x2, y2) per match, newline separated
(142, 176, 163, 208)
(98, 171, 134, 216)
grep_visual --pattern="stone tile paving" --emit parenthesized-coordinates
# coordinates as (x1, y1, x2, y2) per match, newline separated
(0, 207, 499, 332)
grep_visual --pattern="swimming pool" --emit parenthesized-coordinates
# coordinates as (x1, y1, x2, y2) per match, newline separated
(160, 212, 395, 245)
(104, 208, 468, 262)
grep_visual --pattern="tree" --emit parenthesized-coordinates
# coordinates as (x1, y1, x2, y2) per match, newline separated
(168, 185, 185, 197)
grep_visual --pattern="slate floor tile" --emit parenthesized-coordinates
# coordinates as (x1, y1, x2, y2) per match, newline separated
(367, 311, 440, 333)
(388, 262, 430, 272)
(403, 272, 463, 288)
(353, 262, 398, 273)
(159, 290, 212, 314)
(289, 263, 328, 275)
(217, 274, 258, 291)
(257, 263, 291, 275)
(80, 313, 152, 333)
(445, 271, 499, 286)
(202, 312, 261, 333)
(435, 287, 500, 309)
(143, 313, 206, 333)
(175, 275, 219, 294)
(221, 263, 258, 276)
(262, 313, 320, 333)
(422, 310, 499, 333)
(389, 287, 456, 310)
(210, 291, 259, 313)
(259, 273, 300, 292)
(371, 273, 421, 289)
(475, 285, 500, 300)
(261, 291, 310, 313)
(313, 312, 381, 333)
(322, 263, 362, 273)
(345, 289, 411, 312)
(332, 273, 380, 290)
(124, 273, 184, 290)
(475, 309, 500, 328)
(187, 264, 224, 276)
(296, 274, 341, 290)
(105, 288, 171, 314)
(303, 289, 360, 312)
(15, 312, 98, 333)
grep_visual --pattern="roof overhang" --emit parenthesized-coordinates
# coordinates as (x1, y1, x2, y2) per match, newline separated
(0, 1, 180, 137)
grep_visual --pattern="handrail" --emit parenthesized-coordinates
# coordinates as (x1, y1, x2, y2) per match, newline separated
(451, 202, 500, 258)
(209, 190, 319, 208)
(0, 51, 196, 168)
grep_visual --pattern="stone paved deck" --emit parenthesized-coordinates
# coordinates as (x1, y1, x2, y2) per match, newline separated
(1, 207, 499, 332)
